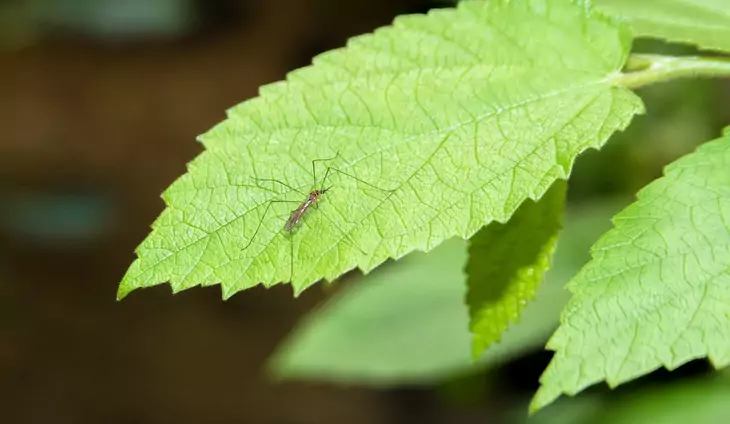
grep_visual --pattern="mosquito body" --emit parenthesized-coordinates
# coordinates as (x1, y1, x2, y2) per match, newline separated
(284, 187, 330, 232)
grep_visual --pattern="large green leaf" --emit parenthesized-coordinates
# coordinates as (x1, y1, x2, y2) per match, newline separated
(468, 181, 565, 358)
(532, 130, 730, 411)
(269, 200, 627, 385)
(595, 0, 730, 53)
(118, 0, 642, 299)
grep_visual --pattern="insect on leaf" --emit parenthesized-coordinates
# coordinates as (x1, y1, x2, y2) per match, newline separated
(118, 0, 643, 299)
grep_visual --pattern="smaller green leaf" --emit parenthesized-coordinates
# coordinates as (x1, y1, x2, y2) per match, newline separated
(467, 181, 566, 358)
(532, 131, 730, 412)
(595, 0, 730, 53)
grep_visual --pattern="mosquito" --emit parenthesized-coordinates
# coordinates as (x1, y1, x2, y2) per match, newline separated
(241, 152, 393, 283)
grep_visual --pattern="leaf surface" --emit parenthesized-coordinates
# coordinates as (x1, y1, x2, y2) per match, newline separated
(595, 0, 730, 53)
(532, 130, 730, 411)
(467, 181, 565, 358)
(119, 0, 642, 299)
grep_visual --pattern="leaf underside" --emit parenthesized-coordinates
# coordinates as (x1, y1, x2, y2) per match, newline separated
(595, 0, 730, 53)
(467, 180, 565, 358)
(118, 0, 643, 299)
(532, 131, 730, 412)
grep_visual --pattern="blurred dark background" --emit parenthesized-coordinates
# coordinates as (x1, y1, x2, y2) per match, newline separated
(1, 1, 728, 423)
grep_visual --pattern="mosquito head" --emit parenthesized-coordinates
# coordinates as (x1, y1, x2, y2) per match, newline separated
(320, 186, 333, 194)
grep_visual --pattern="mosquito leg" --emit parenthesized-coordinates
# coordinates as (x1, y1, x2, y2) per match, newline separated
(311, 151, 340, 188)
(240, 199, 300, 252)
(251, 177, 307, 196)
(287, 204, 368, 286)
(324, 166, 395, 193)
(316, 210, 368, 256)
(290, 232, 294, 284)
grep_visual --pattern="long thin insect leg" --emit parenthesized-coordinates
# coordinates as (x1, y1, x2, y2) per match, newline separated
(311, 151, 340, 188)
(315, 209, 368, 255)
(240, 199, 300, 252)
(290, 232, 294, 284)
(323, 166, 395, 193)
(251, 177, 307, 196)
(313, 161, 332, 213)
(288, 208, 367, 287)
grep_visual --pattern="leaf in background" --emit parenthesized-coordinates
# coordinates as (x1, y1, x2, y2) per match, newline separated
(513, 396, 604, 424)
(595, 0, 730, 53)
(271, 238, 472, 385)
(118, 0, 642, 299)
(532, 131, 730, 412)
(467, 181, 565, 358)
(598, 373, 730, 424)
(520, 374, 730, 424)
(269, 200, 626, 385)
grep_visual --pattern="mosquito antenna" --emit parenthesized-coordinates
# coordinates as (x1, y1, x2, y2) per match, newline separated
(320, 167, 332, 190)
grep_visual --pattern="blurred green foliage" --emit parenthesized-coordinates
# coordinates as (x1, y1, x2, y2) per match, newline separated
(520, 372, 730, 424)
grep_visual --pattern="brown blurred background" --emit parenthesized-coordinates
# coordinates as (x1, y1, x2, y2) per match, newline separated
(0, 1, 454, 423)
(1, 1, 729, 423)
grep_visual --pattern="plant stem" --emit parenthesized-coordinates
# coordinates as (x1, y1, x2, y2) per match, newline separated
(613, 54, 730, 89)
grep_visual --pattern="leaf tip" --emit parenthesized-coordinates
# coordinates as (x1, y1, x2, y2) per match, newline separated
(291, 284, 308, 298)
(116, 281, 134, 301)
(221, 284, 238, 301)
(170, 282, 191, 295)
(470, 337, 487, 362)
(117, 258, 147, 300)
(529, 386, 560, 415)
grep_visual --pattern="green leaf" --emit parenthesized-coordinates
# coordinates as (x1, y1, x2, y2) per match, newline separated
(118, 0, 642, 299)
(532, 131, 730, 412)
(271, 238, 473, 385)
(598, 373, 730, 424)
(269, 200, 627, 385)
(595, 0, 730, 53)
(520, 374, 730, 424)
(468, 181, 565, 358)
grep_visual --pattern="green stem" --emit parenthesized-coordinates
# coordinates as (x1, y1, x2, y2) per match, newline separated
(613, 54, 730, 89)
